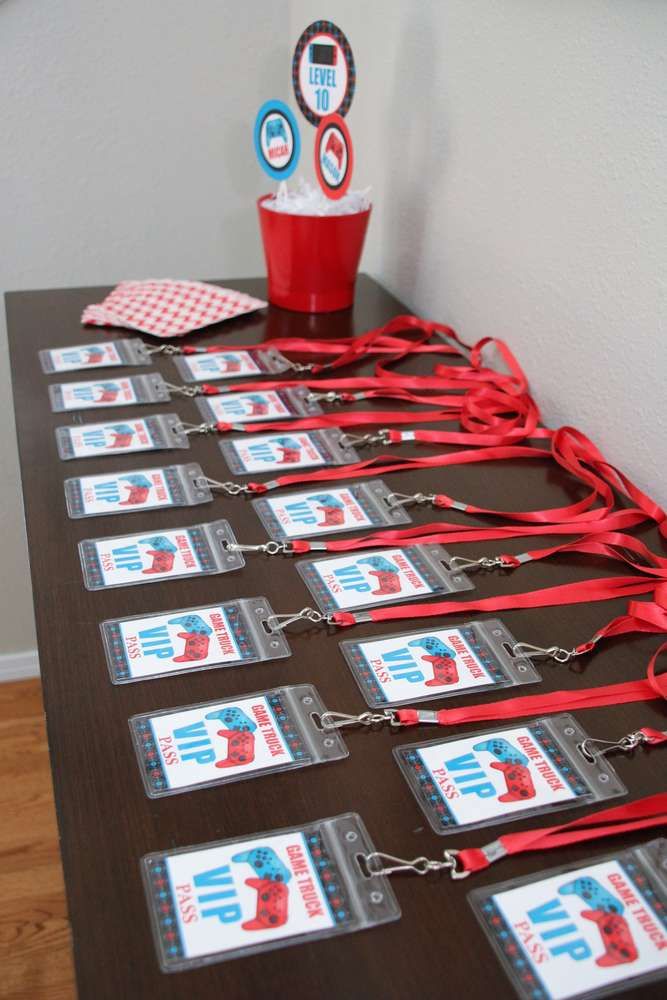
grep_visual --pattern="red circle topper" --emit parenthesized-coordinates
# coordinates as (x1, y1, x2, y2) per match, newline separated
(314, 114, 354, 200)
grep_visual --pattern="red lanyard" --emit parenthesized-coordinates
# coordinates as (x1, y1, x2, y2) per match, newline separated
(242, 444, 554, 496)
(394, 641, 667, 728)
(366, 792, 667, 879)
(178, 315, 470, 372)
(455, 792, 667, 876)
(290, 531, 667, 592)
(207, 417, 665, 536)
(329, 577, 661, 629)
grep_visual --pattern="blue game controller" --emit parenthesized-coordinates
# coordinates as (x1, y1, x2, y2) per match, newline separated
(472, 738, 529, 766)
(408, 636, 457, 658)
(167, 613, 213, 636)
(231, 846, 292, 883)
(139, 535, 177, 553)
(558, 877, 624, 914)
(204, 706, 257, 732)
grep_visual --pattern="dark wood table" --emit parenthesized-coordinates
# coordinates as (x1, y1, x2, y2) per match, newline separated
(7, 275, 665, 999)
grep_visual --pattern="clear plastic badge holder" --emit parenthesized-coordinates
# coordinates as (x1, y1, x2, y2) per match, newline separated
(469, 837, 667, 1000)
(297, 544, 475, 614)
(78, 519, 244, 591)
(173, 347, 292, 383)
(101, 596, 290, 684)
(196, 385, 323, 425)
(49, 373, 171, 412)
(129, 683, 348, 797)
(219, 428, 358, 476)
(39, 338, 151, 374)
(253, 478, 412, 541)
(55, 413, 189, 460)
(141, 812, 400, 972)
(64, 463, 212, 518)
(341, 618, 540, 708)
(394, 713, 627, 836)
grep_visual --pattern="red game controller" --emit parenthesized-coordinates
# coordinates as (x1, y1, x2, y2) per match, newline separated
(242, 878, 289, 931)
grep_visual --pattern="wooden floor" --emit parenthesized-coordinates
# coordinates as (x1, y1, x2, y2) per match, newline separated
(0, 679, 76, 1000)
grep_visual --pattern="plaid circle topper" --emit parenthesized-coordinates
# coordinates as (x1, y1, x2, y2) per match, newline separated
(292, 21, 356, 127)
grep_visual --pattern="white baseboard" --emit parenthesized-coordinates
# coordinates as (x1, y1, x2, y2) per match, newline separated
(0, 648, 40, 683)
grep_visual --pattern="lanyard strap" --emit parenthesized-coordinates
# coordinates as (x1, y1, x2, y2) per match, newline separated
(294, 531, 667, 591)
(180, 315, 468, 370)
(331, 576, 659, 628)
(245, 443, 553, 495)
(457, 792, 667, 874)
(395, 640, 667, 728)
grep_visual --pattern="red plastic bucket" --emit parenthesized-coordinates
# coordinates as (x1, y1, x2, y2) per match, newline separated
(257, 194, 371, 313)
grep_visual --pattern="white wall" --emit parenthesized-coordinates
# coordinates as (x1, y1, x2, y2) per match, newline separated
(1, 1, 666, 663)
(290, 0, 667, 500)
(0, 0, 289, 660)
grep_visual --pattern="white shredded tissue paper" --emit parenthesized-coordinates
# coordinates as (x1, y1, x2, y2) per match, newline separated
(264, 179, 371, 216)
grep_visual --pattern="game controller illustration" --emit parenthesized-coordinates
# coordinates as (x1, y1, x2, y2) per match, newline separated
(168, 613, 213, 635)
(117, 473, 152, 506)
(95, 381, 120, 402)
(489, 761, 536, 802)
(558, 877, 624, 914)
(308, 493, 345, 527)
(218, 353, 242, 373)
(265, 118, 288, 144)
(246, 393, 270, 416)
(140, 535, 177, 575)
(274, 437, 302, 464)
(325, 131, 344, 169)
(107, 424, 134, 448)
(242, 878, 289, 931)
(215, 730, 256, 768)
(231, 846, 292, 883)
(172, 632, 210, 662)
(204, 706, 257, 732)
(357, 556, 402, 596)
(472, 738, 529, 766)
(84, 348, 105, 364)
(408, 636, 460, 686)
(580, 910, 638, 967)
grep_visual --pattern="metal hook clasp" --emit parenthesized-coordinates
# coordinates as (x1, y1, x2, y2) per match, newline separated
(163, 382, 201, 398)
(319, 709, 398, 731)
(179, 421, 217, 436)
(223, 540, 294, 556)
(285, 361, 315, 373)
(364, 848, 468, 879)
(144, 344, 182, 356)
(306, 391, 344, 404)
(386, 491, 436, 509)
(265, 607, 335, 632)
(339, 429, 391, 448)
(200, 477, 252, 495)
(578, 731, 647, 764)
(449, 555, 512, 572)
(512, 642, 579, 664)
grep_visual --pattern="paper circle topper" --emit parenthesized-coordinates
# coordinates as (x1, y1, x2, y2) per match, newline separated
(292, 21, 355, 127)
(315, 114, 354, 200)
(253, 100, 301, 181)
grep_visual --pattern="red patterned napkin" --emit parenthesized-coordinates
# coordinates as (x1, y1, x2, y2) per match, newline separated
(82, 280, 267, 337)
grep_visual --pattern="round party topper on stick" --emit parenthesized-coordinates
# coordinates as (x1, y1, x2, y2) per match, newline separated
(292, 21, 355, 126)
(315, 114, 354, 199)
(253, 100, 301, 181)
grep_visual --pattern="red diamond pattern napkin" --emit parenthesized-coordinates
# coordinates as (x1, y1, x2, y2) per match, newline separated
(81, 280, 267, 338)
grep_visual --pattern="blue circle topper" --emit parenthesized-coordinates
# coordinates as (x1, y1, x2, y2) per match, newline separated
(253, 100, 301, 181)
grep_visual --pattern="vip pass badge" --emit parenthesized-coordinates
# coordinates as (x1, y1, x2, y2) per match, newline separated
(315, 114, 353, 199)
(292, 21, 355, 126)
(254, 100, 301, 181)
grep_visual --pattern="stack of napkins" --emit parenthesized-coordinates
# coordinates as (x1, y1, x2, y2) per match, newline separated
(82, 280, 267, 337)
